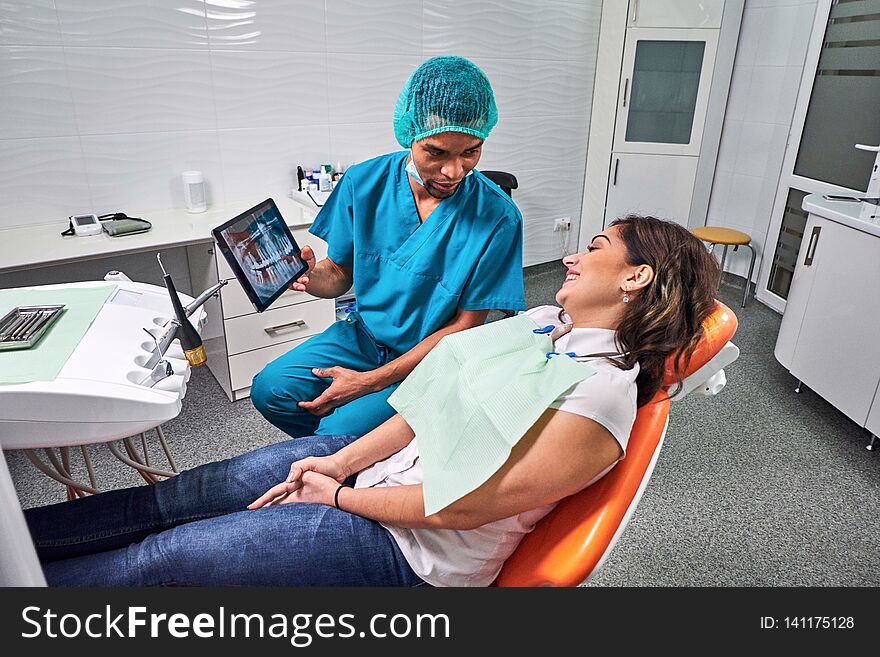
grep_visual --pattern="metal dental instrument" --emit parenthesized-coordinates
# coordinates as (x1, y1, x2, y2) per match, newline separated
(184, 279, 227, 317)
(11, 312, 43, 340)
(140, 358, 174, 388)
(143, 322, 181, 370)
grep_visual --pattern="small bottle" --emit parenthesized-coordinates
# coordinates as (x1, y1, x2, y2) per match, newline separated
(182, 171, 207, 213)
(318, 169, 332, 192)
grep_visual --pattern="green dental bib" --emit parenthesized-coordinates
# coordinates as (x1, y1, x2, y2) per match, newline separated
(388, 313, 596, 516)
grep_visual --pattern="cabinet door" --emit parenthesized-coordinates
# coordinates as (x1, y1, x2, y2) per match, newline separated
(867, 394, 880, 438)
(774, 213, 823, 370)
(614, 28, 718, 156)
(789, 219, 880, 425)
(627, 0, 724, 29)
(605, 153, 697, 227)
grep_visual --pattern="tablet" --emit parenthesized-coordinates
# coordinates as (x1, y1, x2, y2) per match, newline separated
(212, 198, 309, 313)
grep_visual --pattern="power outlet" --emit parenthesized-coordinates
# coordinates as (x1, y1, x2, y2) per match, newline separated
(553, 217, 571, 232)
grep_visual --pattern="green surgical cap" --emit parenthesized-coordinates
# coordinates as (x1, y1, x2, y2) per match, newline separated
(393, 56, 498, 148)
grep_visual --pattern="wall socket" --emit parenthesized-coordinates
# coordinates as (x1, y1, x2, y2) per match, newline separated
(553, 217, 571, 232)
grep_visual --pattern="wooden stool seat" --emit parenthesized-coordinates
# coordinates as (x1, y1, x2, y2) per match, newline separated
(692, 225, 757, 308)
(692, 226, 751, 246)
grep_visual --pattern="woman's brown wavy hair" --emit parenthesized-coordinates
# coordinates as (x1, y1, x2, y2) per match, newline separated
(609, 215, 720, 406)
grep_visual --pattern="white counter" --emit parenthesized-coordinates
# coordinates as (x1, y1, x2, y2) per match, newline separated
(0, 196, 314, 274)
(802, 194, 880, 239)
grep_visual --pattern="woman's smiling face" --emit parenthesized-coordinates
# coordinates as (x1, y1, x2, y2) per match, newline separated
(555, 225, 652, 324)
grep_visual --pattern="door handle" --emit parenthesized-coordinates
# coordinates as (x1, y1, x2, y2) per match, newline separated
(612, 158, 619, 186)
(622, 78, 629, 108)
(803, 226, 821, 266)
(264, 319, 306, 334)
(630, 0, 639, 23)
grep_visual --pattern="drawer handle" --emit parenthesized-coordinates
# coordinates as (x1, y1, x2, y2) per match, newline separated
(264, 319, 306, 334)
(803, 226, 821, 266)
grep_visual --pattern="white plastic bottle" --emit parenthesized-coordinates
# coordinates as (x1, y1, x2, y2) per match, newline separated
(182, 170, 207, 213)
(318, 169, 332, 192)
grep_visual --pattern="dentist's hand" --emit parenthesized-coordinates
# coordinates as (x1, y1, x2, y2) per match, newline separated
(288, 245, 317, 292)
(248, 455, 346, 509)
(298, 366, 379, 416)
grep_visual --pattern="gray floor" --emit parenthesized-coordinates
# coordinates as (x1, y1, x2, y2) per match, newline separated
(7, 262, 880, 586)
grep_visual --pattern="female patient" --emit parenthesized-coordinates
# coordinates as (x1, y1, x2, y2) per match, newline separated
(25, 215, 719, 587)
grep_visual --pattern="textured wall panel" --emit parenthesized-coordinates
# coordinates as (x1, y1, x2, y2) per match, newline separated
(211, 50, 328, 129)
(0, 46, 78, 138)
(205, 0, 325, 51)
(218, 125, 331, 203)
(328, 53, 421, 124)
(329, 122, 400, 167)
(0, 137, 92, 229)
(326, 0, 422, 54)
(65, 48, 215, 135)
(0, 0, 62, 46)
(54, 0, 208, 48)
(80, 130, 224, 213)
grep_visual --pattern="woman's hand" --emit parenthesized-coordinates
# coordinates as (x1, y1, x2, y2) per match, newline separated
(298, 366, 380, 416)
(248, 455, 347, 509)
(288, 245, 317, 292)
(249, 471, 341, 509)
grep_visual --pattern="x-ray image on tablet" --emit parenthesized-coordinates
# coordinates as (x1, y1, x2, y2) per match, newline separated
(212, 198, 309, 312)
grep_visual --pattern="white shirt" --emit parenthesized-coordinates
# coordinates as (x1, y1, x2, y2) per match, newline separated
(354, 306, 639, 586)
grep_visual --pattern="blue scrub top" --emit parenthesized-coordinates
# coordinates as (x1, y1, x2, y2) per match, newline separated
(309, 150, 525, 354)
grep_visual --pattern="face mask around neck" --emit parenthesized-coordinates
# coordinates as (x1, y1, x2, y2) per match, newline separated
(405, 153, 425, 187)
(405, 150, 475, 189)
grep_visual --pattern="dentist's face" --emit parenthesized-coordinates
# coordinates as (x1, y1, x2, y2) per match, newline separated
(410, 132, 483, 199)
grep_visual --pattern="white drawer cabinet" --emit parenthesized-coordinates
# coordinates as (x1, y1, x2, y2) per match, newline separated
(626, 0, 725, 29)
(229, 336, 311, 393)
(774, 196, 880, 446)
(224, 298, 334, 356)
(187, 222, 335, 402)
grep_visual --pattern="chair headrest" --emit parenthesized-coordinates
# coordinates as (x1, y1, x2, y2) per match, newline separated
(663, 300, 737, 388)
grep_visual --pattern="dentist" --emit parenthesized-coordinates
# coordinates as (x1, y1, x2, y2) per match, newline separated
(251, 56, 525, 438)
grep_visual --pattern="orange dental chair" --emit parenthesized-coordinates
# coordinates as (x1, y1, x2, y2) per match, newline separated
(495, 301, 738, 587)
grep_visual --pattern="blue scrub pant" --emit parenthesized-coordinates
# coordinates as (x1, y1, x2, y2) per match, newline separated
(251, 314, 402, 438)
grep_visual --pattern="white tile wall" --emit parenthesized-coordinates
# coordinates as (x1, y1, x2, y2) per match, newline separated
(327, 54, 422, 124)
(0, 137, 93, 221)
(54, 0, 209, 49)
(218, 125, 331, 202)
(64, 47, 216, 135)
(210, 50, 328, 128)
(0, 0, 62, 46)
(81, 130, 224, 213)
(325, 0, 422, 55)
(205, 0, 325, 52)
(0, 46, 78, 138)
(706, 0, 817, 281)
(0, 0, 601, 267)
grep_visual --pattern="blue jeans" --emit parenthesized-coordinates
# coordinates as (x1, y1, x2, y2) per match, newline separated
(250, 316, 401, 438)
(24, 435, 425, 587)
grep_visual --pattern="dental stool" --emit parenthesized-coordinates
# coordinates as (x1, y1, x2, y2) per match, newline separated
(691, 226, 757, 308)
(495, 301, 738, 587)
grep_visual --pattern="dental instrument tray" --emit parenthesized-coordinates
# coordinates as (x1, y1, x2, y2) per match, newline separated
(0, 304, 66, 350)
(212, 198, 309, 312)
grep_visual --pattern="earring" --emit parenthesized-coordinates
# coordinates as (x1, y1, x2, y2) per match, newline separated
(622, 288, 630, 304)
